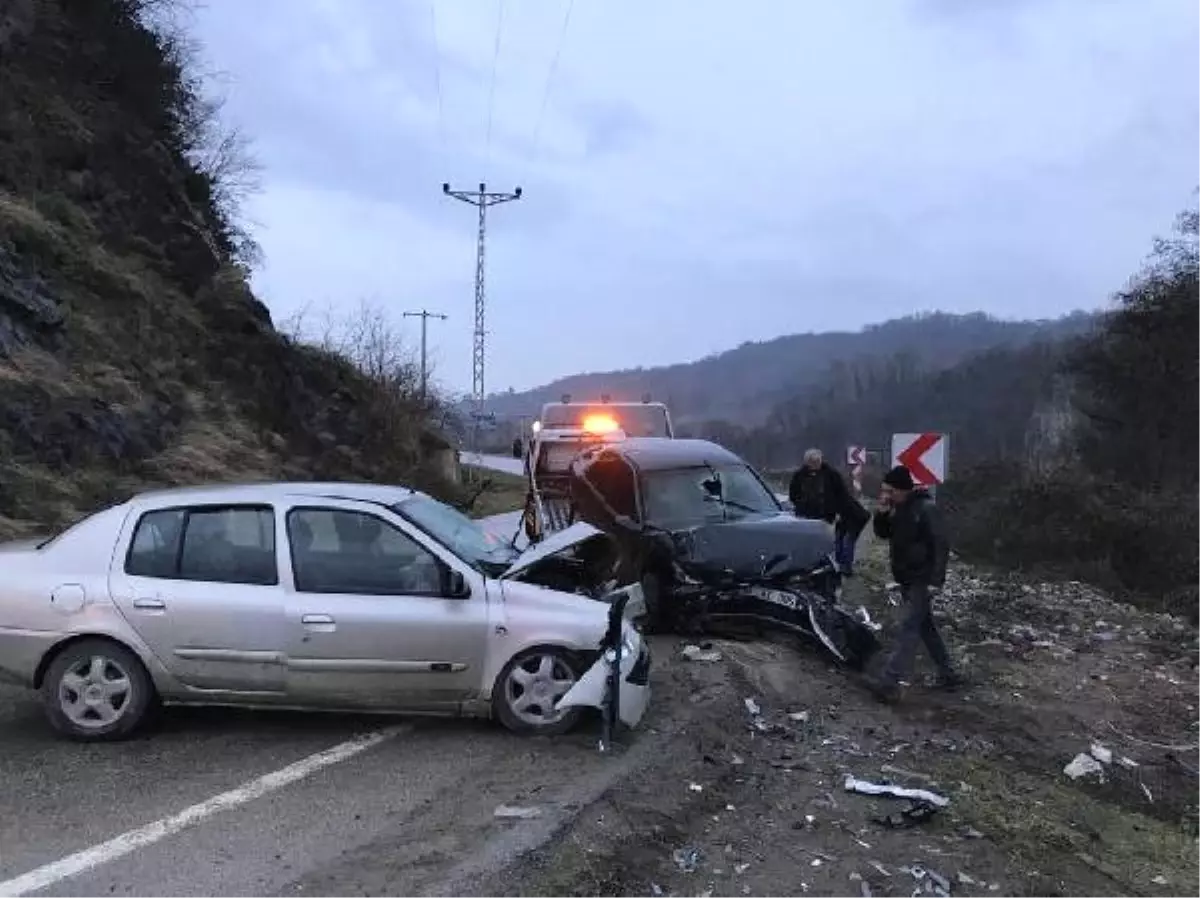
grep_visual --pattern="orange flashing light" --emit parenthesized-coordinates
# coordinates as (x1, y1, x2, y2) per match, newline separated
(582, 413, 619, 434)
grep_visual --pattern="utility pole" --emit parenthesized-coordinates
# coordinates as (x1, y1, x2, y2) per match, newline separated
(403, 309, 447, 402)
(442, 182, 522, 455)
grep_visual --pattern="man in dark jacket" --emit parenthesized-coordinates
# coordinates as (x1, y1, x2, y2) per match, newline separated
(789, 449, 847, 523)
(789, 449, 867, 575)
(866, 465, 962, 701)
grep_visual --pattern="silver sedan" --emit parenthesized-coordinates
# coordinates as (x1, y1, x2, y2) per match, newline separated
(0, 482, 649, 741)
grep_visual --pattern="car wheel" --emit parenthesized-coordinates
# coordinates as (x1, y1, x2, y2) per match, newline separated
(493, 646, 585, 736)
(41, 639, 156, 742)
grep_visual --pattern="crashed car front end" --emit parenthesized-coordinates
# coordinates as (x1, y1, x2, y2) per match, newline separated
(567, 443, 881, 670)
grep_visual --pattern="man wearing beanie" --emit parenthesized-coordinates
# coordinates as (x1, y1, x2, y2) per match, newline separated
(866, 464, 962, 702)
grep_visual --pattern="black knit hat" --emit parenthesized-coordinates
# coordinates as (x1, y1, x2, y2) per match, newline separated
(882, 465, 915, 490)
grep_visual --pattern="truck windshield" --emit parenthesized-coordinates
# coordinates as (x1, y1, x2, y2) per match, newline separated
(542, 404, 670, 437)
(640, 464, 780, 530)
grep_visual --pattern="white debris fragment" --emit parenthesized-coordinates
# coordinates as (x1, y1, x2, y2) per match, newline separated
(843, 774, 950, 808)
(869, 861, 892, 877)
(688, 782, 704, 792)
(734, 863, 750, 874)
(1152, 875, 1169, 885)
(1118, 756, 1139, 769)
(493, 805, 542, 819)
(1063, 753, 1105, 781)
(744, 697, 762, 716)
(681, 644, 722, 663)
(731, 754, 745, 766)
(810, 858, 823, 867)
(1141, 783, 1154, 803)
(1089, 742, 1113, 764)
(788, 710, 811, 722)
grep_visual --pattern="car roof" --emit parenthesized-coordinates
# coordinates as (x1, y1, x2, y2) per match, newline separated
(601, 438, 745, 472)
(129, 481, 421, 508)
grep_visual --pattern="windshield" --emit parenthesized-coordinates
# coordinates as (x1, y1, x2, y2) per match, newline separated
(393, 495, 517, 574)
(641, 464, 780, 529)
(541, 404, 671, 437)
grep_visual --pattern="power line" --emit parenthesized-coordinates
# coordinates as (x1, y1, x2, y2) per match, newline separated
(529, 0, 575, 168)
(441, 181, 522, 452)
(427, 0, 444, 150)
(484, 0, 507, 164)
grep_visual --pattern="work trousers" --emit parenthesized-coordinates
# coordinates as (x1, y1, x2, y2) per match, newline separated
(881, 581, 955, 684)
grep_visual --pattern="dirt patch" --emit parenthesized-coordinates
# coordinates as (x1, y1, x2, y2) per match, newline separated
(480, 534, 1198, 897)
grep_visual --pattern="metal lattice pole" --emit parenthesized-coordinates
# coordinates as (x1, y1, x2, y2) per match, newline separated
(442, 182, 522, 455)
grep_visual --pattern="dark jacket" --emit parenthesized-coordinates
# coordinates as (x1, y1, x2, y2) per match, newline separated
(789, 462, 850, 524)
(872, 490, 949, 587)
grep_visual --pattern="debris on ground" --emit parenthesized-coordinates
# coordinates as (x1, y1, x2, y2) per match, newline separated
(744, 697, 762, 716)
(905, 864, 952, 896)
(681, 644, 723, 663)
(672, 846, 702, 873)
(493, 804, 543, 819)
(873, 802, 939, 829)
(844, 774, 951, 808)
(1063, 752, 1105, 781)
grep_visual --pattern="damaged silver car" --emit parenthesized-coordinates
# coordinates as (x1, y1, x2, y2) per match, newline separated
(0, 482, 649, 741)
(565, 438, 881, 670)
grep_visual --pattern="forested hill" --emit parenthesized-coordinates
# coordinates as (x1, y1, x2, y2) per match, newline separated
(483, 311, 1097, 427)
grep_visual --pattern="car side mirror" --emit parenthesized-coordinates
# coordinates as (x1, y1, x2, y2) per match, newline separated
(444, 568, 471, 599)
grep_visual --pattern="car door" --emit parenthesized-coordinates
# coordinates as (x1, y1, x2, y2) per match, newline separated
(107, 503, 288, 693)
(281, 501, 490, 710)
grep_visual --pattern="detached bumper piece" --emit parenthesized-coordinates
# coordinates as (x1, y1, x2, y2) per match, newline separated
(676, 584, 880, 671)
(556, 591, 651, 751)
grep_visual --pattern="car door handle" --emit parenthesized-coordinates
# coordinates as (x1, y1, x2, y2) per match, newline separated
(132, 597, 166, 611)
(301, 614, 336, 632)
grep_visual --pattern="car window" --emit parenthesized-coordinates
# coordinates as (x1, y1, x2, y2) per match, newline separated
(126, 509, 186, 578)
(126, 506, 278, 586)
(287, 508, 444, 596)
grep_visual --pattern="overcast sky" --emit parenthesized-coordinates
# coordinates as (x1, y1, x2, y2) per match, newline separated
(190, 0, 1198, 396)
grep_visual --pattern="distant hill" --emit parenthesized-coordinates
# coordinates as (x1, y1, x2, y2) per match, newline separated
(481, 311, 1099, 428)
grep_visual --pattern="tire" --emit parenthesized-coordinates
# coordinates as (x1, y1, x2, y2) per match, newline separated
(492, 646, 586, 737)
(41, 638, 157, 742)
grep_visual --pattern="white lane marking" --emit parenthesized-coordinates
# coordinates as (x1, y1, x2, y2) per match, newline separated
(0, 727, 407, 897)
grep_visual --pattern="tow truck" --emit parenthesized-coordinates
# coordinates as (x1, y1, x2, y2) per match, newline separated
(518, 396, 673, 544)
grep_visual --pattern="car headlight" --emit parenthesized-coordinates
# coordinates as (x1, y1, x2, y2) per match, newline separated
(604, 626, 640, 663)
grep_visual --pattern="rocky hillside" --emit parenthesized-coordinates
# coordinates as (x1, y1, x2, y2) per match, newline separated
(0, 0, 451, 538)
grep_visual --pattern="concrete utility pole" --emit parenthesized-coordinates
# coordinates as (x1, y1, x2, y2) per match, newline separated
(442, 182, 522, 452)
(402, 309, 447, 402)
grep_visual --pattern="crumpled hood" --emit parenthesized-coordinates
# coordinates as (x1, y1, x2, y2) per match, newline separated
(668, 513, 834, 582)
(499, 521, 606, 579)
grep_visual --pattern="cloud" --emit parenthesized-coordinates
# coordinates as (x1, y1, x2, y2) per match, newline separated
(190, 0, 1200, 396)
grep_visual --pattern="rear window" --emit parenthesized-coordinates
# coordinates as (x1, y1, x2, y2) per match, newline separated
(125, 505, 278, 586)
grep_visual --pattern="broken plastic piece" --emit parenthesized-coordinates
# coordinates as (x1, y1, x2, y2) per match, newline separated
(744, 697, 762, 716)
(844, 774, 950, 808)
(789, 710, 811, 722)
(493, 804, 542, 819)
(1089, 742, 1113, 764)
(1063, 753, 1105, 780)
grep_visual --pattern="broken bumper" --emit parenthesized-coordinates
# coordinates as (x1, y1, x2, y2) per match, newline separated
(557, 633, 651, 729)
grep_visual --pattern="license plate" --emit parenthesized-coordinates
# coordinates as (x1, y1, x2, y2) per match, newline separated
(747, 586, 800, 610)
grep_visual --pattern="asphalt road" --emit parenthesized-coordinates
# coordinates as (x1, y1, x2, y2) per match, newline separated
(0, 679, 674, 897)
